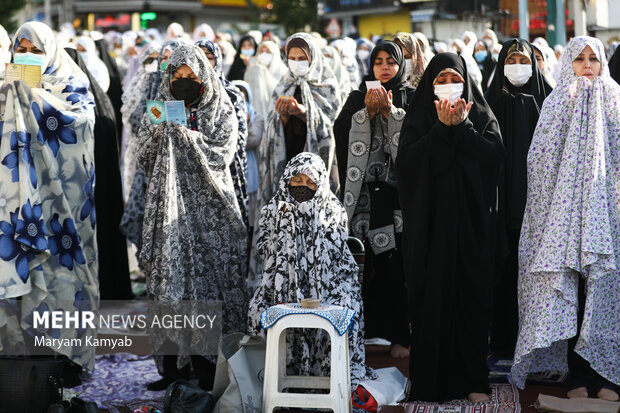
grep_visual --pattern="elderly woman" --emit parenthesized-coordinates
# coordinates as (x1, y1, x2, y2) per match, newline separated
(0, 21, 98, 370)
(138, 44, 247, 390)
(248, 152, 374, 387)
(396, 53, 504, 402)
(512, 36, 620, 401)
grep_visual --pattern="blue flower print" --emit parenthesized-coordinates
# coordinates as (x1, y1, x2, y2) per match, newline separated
(1, 131, 37, 188)
(48, 214, 85, 270)
(31, 99, 76, 157)
(62, 79, 89, 105)
(80, 157, 96, 229)
(0, 207, 35, 282)
(16, 200, 47, 251)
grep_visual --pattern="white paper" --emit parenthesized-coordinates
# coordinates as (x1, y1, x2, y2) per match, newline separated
(365, 80, 382, 90)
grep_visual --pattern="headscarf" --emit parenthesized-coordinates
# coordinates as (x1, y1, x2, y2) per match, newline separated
(413, 32, 435, 62)
(137, 44, 247, 342)
(331, 37, 361, 87)
(0, 24, 11, 81)
(192, 23, 215, 42)
(511, 36, 620, 389)
(532, 37, 558, 77)
(165, 23, 185, 41)
(227, 34, 257, 81)
(482, 29, 499, 49)
(12, 22, 94, 111)
(243, 40, 287, 118)
(531, 43, 557, 88)
(452, 38, 483, 91)
(461, 31, 477, 53)
(258, 32, 341, 207)
(145, 28, 163, 45)
(393, 32, 427, 88)
(76, 35, 111, 92)
(473, 40, 495, 92)
(358, 41, 410, 99)
(247, 152, 371, 386)
(321, 45, 353, 104)
(356, 37, 375, 78)
(197, 39, 249, 230)
(0, 21, 98, 369)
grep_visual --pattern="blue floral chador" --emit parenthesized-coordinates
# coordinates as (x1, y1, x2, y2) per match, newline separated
(0, 22, 98, 370)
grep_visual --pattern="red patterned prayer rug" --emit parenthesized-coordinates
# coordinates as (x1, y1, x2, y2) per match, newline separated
(402, 384, 520, 413)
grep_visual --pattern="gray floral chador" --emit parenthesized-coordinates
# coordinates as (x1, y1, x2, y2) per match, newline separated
(137, 45, 248, 357)
(248, 152, 375, 387)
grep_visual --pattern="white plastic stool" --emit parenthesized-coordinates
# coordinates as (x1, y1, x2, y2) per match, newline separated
(262, 311, 352, 413)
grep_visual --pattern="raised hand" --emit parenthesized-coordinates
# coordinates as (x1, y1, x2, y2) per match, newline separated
(435, 99, 453, 126)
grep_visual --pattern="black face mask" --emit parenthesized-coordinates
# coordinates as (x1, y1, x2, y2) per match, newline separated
(171, 78, 203, 104)
(289, 185, 316, 203)
(143, 57, 155, 65)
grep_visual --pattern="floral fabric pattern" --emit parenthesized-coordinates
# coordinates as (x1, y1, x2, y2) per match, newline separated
(0, 21, 98, 370)
(512, 36, 620, 388)
(137, 45, 247, 358)
(248, 152, 374, 387)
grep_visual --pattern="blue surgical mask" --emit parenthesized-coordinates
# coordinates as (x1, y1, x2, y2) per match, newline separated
(79, 51, 89, 62)
(492, 53, 499, 61)
(14, 52, 46, 71)
(474, 50, 488, 63)
(240, 48, 255, 57)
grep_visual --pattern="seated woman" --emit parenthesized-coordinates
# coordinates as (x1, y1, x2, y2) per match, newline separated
(0, 21, 98, 370)
(512, 36, 620, 401)
(396, 53, 504, 402)
(248, 152, 374, 387)
(137, 44, 248, 390)
(334, 41, 415, 359)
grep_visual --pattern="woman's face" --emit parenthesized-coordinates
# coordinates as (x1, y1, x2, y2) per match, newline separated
(258, 44, 271, 54)
(505, 53, 532, 66)
(474, 43, 486, 53)
(372, 50, 399, 83)
(290, 173, 317, 191)
(76, 44, 87, 53)
(161, 49, 173, 64)
(240, 39, 254, 52)
(433, 68, 464, 85)
(200, 47, 216, 67)
(287, 46, 309, 63)
(533, 49, 545, 71)
(572, 45, 601, 81)
(16, 38, 44, 55)
(172, 64, 201, 84)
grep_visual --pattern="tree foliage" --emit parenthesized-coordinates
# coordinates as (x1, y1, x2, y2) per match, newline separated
(0, 0, 25, 34)
(265, 0, 319, 35)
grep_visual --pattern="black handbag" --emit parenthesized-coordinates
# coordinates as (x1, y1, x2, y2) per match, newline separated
(164, 379, 215, 413)
(0, 357, 64, 413)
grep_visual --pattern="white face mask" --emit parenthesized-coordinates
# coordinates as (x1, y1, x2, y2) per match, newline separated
(357, 49, 370, 60)
(257, 52, 272, 66)
(434, 83, 463, 103)
(144, 60, 158, 73)
(404, 59, 413, 74)
(503, 64, 532, 87)
(288, 60, 310, 77)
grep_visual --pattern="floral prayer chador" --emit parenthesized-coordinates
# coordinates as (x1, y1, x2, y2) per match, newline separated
(248, 152, 375, 387)
(137, 45, 247, 359)
(512, 36, 620, 388)
(0, 22, 98, 369)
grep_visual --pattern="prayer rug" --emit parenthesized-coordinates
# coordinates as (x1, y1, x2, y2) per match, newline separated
(402, 384, 520, 413)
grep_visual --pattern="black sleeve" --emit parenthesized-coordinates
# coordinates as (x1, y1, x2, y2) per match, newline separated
(333, 91, 364, 196)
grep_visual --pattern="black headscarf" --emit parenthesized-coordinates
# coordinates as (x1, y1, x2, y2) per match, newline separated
(473, 41, 496, 92)
(485, 39, 552, 109)
(65, 48, 132, 300)
(609, 46, 620, 85)
(333, 40, 415, 193)
(395, 52, 504, 401)
(227, 34, 258, 81)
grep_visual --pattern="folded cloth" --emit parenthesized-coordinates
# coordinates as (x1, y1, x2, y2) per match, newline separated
(260, 303, 356, 336)
(534, 394, 620, 413)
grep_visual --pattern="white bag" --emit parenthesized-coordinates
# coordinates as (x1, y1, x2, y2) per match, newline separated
(359, 367, 408, 406)
(212, 333, 265, 413)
